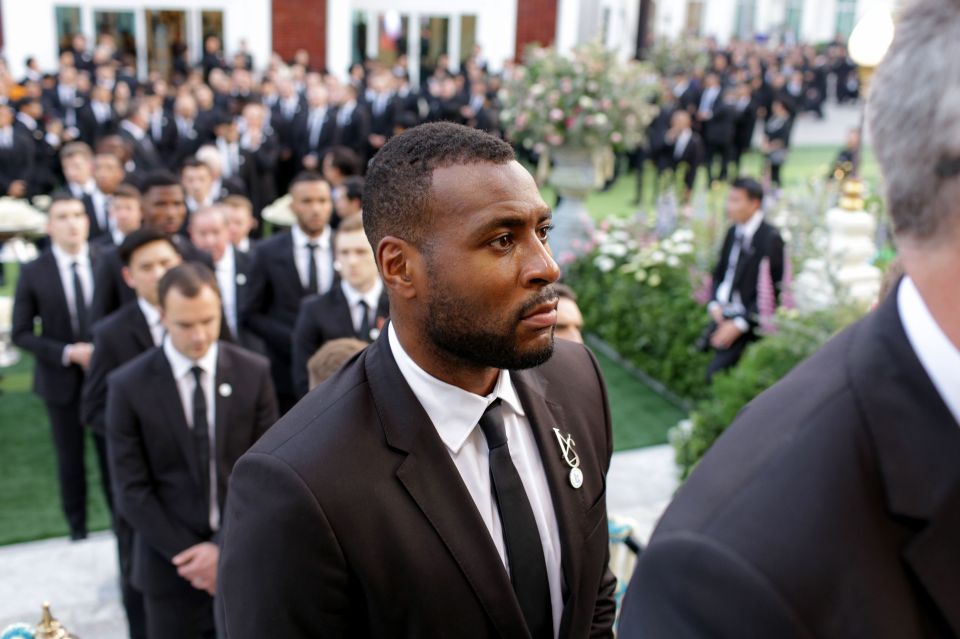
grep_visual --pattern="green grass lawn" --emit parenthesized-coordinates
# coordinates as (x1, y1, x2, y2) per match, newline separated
(0, 142, 872, 545)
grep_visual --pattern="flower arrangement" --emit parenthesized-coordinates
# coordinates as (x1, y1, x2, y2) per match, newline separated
(647, 37, 710, 77)
(499, 42, 660, 153)
(0, 198, 46, 235)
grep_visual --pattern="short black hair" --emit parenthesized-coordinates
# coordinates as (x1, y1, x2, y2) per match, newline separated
(730, 177, 764, 203)
(48, 191, 83, 210)
(158, 262, 220, 308)
(289, 170, 330, 191)
(363, 122, 515, 251)
(343, 176, 364, 203)
(140, 170, 183, 196)
(322, 146, 362, 177)
(119, 228, 179, 266)
(179, 156, 212, 174)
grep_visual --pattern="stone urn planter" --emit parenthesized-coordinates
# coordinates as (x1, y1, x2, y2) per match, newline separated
(547, 146, 612, 266)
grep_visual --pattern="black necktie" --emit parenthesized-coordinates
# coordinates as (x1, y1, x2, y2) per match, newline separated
(306, 243, 319, 294)
(190, 366, 211, 517)
(71, 261, 89, 340)
(478, 399, 553, 639)
(357, 300, 371, 340)
(81, 192, 96, 230)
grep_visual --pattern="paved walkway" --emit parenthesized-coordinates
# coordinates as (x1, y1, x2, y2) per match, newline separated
(0, 445, 679, 636)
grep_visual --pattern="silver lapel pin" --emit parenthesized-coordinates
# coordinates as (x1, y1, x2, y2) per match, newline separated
(553, 428, 583, 489)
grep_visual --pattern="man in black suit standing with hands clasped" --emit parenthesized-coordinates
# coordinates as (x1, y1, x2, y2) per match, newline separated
(219, 122, 617, 638)
(619, 2, 960, 635)
(13, 194, 111, 540)
(107, 263, 277, 638)
(291, 213, 388, 398)
(701, 177, 784, 380)
(242, 171, 336, 412)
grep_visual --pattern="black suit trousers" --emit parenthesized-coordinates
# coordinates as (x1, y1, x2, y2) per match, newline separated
(144, 588, 216, 639)
(116, 513, 148, 639)
(45, 400, 112, 534)
(706, 333, 751, 381)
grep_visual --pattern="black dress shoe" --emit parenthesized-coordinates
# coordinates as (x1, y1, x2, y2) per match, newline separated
(70, 529, 88, 541)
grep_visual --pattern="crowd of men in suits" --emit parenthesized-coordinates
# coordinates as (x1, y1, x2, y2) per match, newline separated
(637, 38, 860, 200)
(3, 32, 505, 637)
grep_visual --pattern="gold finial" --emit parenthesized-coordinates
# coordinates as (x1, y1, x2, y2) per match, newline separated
(839, 177, 865, 212)
(35, 603, 76, 639)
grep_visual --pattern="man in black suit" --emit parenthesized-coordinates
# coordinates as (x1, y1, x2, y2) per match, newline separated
(61, 142, 111, 241)
(119, 101, 165, 178)
(270, 76, 306, 195)
(107, 263, 278, 638)
(0, 104, 33, 198)
(295, 85, 337, 172)
(665, 110, 704, 201)
(159, 93, 206, 171)
(12, 194, 111, 540)
(620, 6, 960, 632)
(93, 183, 142, 250)
(699, 177, 784, 379)
(189, 204, 261, 353)
(331, 84, 371, 164)
(242, 171, 336, 412)
(291, 213, 387, 398)
(220, 122, 616, 637)
(13, 98, 57, 196)
(77, 85, 117, 147)
(91, 170, 212, 323)
(236, 102, 279, 220)
(82, 229, 182, 639)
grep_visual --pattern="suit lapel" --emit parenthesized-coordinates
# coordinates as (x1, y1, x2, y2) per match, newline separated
(276, 232, 306, 298)
(39, 252, 72, 334)
(214, 343, 232, 512)
(851, 289, 960, 632)
(732, 222, 765, 289)
(150, 349, 204, 489)
(512, 369, 586, 635)
(129, 304, 154, 351)
(330, 286, 357, 338)
(365, 337, 529, 638)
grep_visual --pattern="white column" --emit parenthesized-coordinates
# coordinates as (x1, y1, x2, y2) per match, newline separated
(408, 12, 421, 86)
(366, 10, 379, 60)
(448, 13, 462, 71)
(703, 0, 737, 42)
(326, 0, 352, 80)
(756, 0, 787, 38)
(556, 0, 581, 54)
(136, 9, 149, 80)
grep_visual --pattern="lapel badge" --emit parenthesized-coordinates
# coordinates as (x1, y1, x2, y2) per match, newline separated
(236, 272, 247, 286)
(553, 428, 583, 489)
(218, 383, 233, 398)
(368, 327, 381, 341)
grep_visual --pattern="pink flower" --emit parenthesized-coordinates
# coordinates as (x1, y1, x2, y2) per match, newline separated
(610, 132, 623, 143)
(549, 108, 564, 122)
(515, 114, 528, 128)
(546, 133, 565, 146)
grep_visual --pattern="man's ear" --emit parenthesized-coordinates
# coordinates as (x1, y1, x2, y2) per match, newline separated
(377, 236, 419, 300)
(121, 265, 135, 290)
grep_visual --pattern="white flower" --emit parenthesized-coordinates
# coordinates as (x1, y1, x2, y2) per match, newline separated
(671, 229, 695, 243)
(673, 242, 694, 255)
(634, 268, 647, 282)
(666, 255, 681, 268)
(611, 230, 630, 243)
(601, 242, 628, 258)
(594, 255, 616, 273)
(649, 250, 666, 264)
(578, 96, 594, 109)
(593, 113, 608, 126)
(648, 272, 662, 287)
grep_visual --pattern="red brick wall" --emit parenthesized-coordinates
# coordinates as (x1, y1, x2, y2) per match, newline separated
(272, 0, 326, 70)
(515, 0, 558, 61)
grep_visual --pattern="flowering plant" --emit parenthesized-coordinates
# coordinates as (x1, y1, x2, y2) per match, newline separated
(499, 42, 659, 153)
(647, 37, 710, 77)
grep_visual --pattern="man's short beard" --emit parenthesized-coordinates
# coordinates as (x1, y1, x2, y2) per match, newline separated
(424, 279, 558, 371)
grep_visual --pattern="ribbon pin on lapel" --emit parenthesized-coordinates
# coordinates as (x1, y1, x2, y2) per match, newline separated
(553, 428, 583, 489)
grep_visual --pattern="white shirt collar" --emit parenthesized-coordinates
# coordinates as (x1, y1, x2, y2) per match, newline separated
(387, 322, 525, 454)
(291, 222, 331, 251)
(738, 210, 764, 242)
(137, 296, 162, 328)
(341, 278, 382, 310)
(163, 335, 219, 382)
(216, 244, 235, 272)
(51, 242, 89, 267)
(897, 276, 960, 426)
(120, 120, 145, 140)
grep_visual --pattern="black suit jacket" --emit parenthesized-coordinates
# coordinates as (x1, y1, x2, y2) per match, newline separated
(81, 301, 155, 435)
(619, 284, 960, 638)
(241, 229, 334, 397)
(12, 119, 56, 195)
(218, 336, 617, 638)
(119, 126, 165, 176)
(12, 247, 100, 404)
(331, 104, 372, 162)
(77, 102, 118, 146)
(294, 107, 338, 167)
(290, 284, 389, 398)
(0, 129, 34, 195)
(106, 342, 278, 596)
(237, 135, 279, 217)
(710, 221, 785, 331)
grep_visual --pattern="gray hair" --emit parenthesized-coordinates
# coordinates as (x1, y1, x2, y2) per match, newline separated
(868, 0, 960, 242)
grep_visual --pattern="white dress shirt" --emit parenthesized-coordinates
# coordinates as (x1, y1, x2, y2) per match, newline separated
(215, 245, 239, 338)
(217, 137, 241, 178)
(387, 323, 564, 635)
(291, 223, 334, 294)
(898, 276, 960, 426)
(51, 243, 93, 362)
(163, 337, 221, 531)
(710, 210, 764, 332)
(673, 128, 692, 160)
(91, 189, 110, 231)
(137, 297, 165, 347)
(340, 279, 383, 337)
